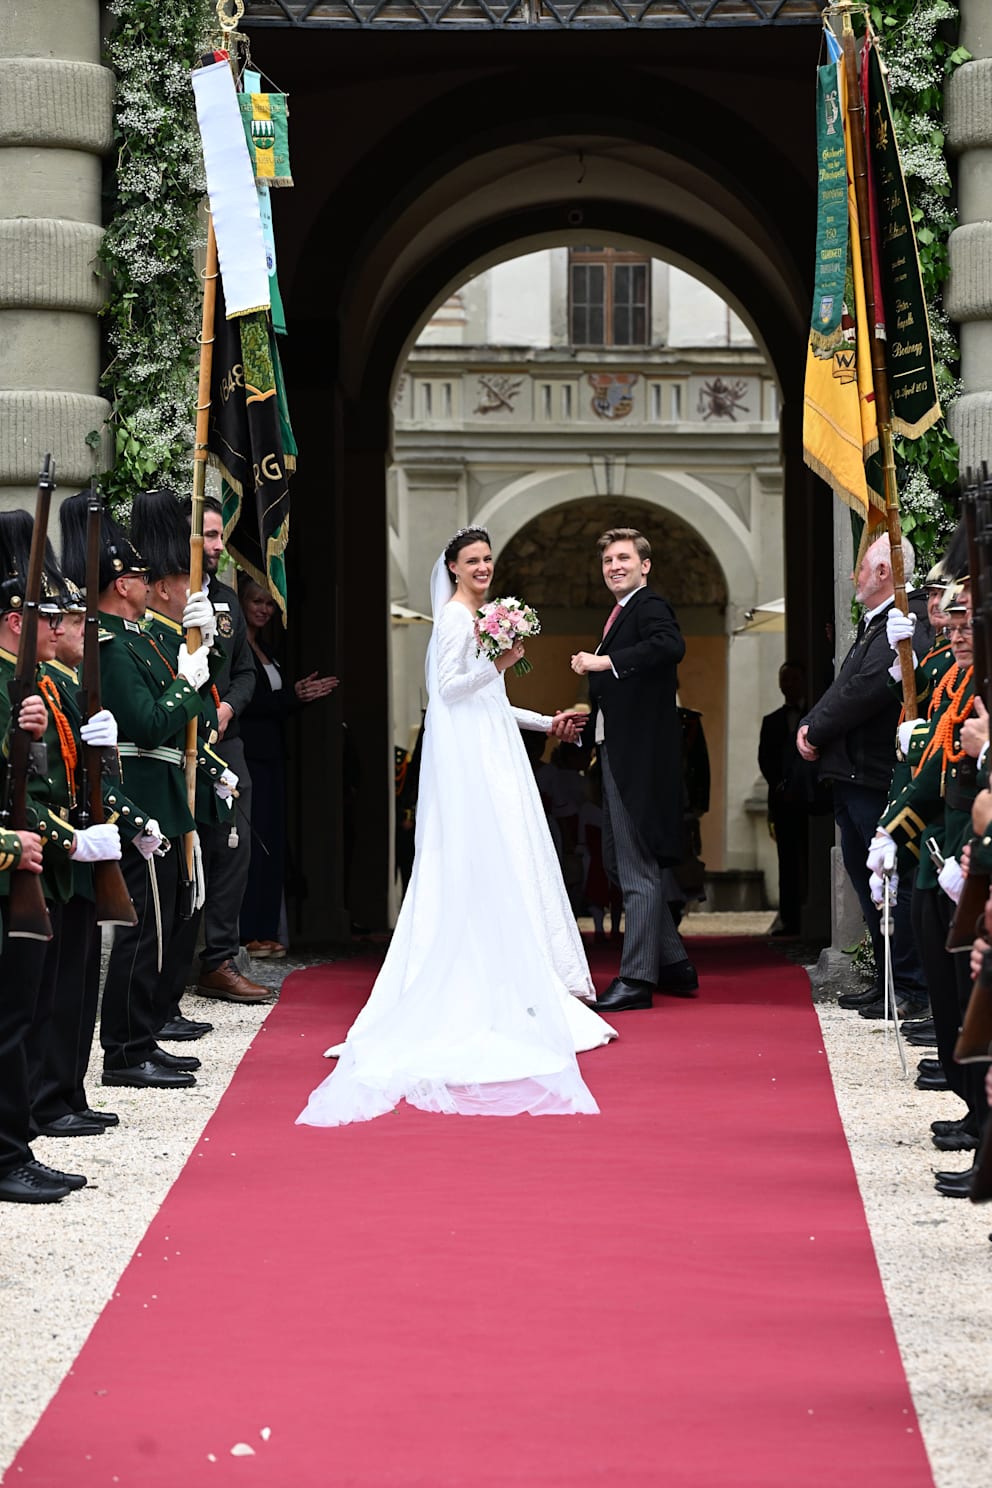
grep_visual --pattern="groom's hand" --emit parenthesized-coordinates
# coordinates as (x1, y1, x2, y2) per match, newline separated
(571, 651, 611, 675)
(549, 710, 586, 743)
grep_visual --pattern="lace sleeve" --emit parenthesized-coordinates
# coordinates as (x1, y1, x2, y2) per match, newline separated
(509, 705, 552, 733)
(435, 608, 495, 703)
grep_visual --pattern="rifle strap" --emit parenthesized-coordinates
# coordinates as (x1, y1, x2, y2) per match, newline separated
(37, 675, 78, 807)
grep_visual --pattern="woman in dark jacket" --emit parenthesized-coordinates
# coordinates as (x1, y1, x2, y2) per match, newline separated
(238, 576, 338, 954)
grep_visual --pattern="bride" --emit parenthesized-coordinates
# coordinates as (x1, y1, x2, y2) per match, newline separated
(297, 527, 616, 1128)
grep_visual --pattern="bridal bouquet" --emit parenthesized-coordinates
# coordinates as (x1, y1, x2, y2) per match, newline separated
(474, 597, 541, 676)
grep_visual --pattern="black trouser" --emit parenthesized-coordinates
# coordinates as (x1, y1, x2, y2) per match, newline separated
(0, 899, 48, 1175)
(833, 779, 927, 1001)
(23, 901, 71, 1125)
(770, 806, 808, 933)
(160, 896, 202, 1023)
(911, 883, 990, 1125)
(240, 754, 283, 944)
(100, 842, 185, 1071)
(912, 884, 969, 1104)
(200, 738, 252, 971)
(30, 894, 100, 1123)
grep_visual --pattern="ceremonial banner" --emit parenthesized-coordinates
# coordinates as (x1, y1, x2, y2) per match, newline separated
(207, 276, 294, 620)
(803, 52, 883, 525)
(237, 91, 293, 186)
(864, 34, 942, 440)
(191, 57, 270, 318)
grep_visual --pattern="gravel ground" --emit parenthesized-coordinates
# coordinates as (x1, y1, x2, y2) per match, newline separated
(1, 930, 989, 1484)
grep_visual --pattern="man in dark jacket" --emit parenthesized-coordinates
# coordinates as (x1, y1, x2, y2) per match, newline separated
(571, 527, 692, 1012)
(798, 533, 931, 1014)
(181, 496, 261, 1012)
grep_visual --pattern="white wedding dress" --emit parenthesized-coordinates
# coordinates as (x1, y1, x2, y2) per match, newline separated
(297, 570, 616, 1128)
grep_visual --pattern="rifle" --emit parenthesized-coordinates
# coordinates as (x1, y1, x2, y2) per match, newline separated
(75, 490, 137, 926)
(946, 464, 992, 952)
(0, 457, 55, 941)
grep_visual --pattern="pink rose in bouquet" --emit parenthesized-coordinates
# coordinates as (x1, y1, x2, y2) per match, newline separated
(474, 596, 541, 676)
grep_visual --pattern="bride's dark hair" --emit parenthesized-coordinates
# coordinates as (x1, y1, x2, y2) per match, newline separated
(444, 526, 491, 579)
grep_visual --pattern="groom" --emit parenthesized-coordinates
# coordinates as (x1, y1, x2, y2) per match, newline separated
(571, 527, 696, 1011)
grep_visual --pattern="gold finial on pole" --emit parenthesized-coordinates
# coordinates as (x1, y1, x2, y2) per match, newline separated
(216, 0, 245, 35)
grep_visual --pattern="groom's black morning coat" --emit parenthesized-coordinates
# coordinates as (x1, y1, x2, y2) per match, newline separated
(587, 586, 686, 866)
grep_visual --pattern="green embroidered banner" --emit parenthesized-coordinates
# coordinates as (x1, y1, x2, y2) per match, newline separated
(207, 277, 295, 620)
(865, 37, 942, 440)
(810, 60, 849, 355)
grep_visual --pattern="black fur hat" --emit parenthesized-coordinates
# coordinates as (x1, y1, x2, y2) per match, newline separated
(130, 488, 190, 583)
(59, 489, 148, 595)
(0, 509, 68, 617)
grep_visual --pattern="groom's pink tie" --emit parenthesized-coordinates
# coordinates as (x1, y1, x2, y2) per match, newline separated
(602, 602, 622, 638)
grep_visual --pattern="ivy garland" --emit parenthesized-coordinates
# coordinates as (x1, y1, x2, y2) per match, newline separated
(870, 0, 971, 569)
(97, 0, 212, 510)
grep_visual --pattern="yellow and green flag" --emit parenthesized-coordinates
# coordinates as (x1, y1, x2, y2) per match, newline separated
(803, 37, 883, 531)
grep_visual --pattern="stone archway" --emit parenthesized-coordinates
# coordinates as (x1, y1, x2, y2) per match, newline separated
(264, 35, 832, 934)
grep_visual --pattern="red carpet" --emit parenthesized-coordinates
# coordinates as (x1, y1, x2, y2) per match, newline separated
(11, 938, 934, 1487)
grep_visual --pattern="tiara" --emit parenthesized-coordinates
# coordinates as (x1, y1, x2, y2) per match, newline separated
(447, 525, 490, 544)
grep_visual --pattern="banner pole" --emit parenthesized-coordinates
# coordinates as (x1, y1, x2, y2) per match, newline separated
(835, 0, 918, 718)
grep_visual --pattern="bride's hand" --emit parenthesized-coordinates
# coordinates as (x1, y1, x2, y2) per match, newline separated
(495, 641, 525, 674)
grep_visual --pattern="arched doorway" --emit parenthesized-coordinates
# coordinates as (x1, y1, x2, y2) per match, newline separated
(262, 37, 831, 937)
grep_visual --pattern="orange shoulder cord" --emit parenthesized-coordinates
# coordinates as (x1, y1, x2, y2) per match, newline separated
(37, 675, 78, 807)
(145, 634, 221, 713)
(914, 663, 974, 779)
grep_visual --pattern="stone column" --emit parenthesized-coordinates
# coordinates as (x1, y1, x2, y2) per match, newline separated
(946, 1, 992, 468)
(0, 0, 114, 510)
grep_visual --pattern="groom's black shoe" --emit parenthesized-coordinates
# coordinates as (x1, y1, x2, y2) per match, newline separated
(593, 978, 654, 1012)
(656, 959, 698, 997)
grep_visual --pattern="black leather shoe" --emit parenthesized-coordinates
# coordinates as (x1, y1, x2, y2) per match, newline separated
(859, 997, 929, 1021)
(934, 1162, 977, 1197)
(917, 1058, 944, 1078)
(33, 1112, 106, 1138)
(27, 1157, 86, 1190)
(903, 1018, 936, 1045)
(78, 1107, 119, 1127)
(149, 1046, 201, 1072)
(0, 1163, 72, 1203)
(931, 1115, 974, 1136)
(932, 1126, 980, 1152)
(102, 1061, 196, 1089)
(593, 977, 655, 1012)
(838, 987, 881, 1010)
(915, 1069, 950, 1091)
(656, 959, 698, 997)
(158, 1015, 213, 1041)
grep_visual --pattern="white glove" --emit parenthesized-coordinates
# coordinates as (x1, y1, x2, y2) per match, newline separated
(191, 829, 206, 911)
(71, 823, 121, 863)
(897, 720, 917, 756)
(888, 656, 903, 683)
(869, 868, 899, 906)
(866, 830, 896, 876)
(886, 608, 916, 649)
(183, 590, 217, 647)
(177, 642, 210, 691)
(938, 856, 965, 904)
(134, 818, 164, 860)
(215, 767, 238, 801)
(79, 708, 118, 748)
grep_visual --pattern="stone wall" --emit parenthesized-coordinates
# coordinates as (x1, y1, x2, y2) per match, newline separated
(0, 0, 113, 509)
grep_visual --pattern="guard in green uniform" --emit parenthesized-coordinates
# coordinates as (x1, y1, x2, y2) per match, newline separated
(30, 578, 157, 1136)
(60, 492, 213, 1090)
(0, 512, 121, 1202)
(131, 489, 270, 1023)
